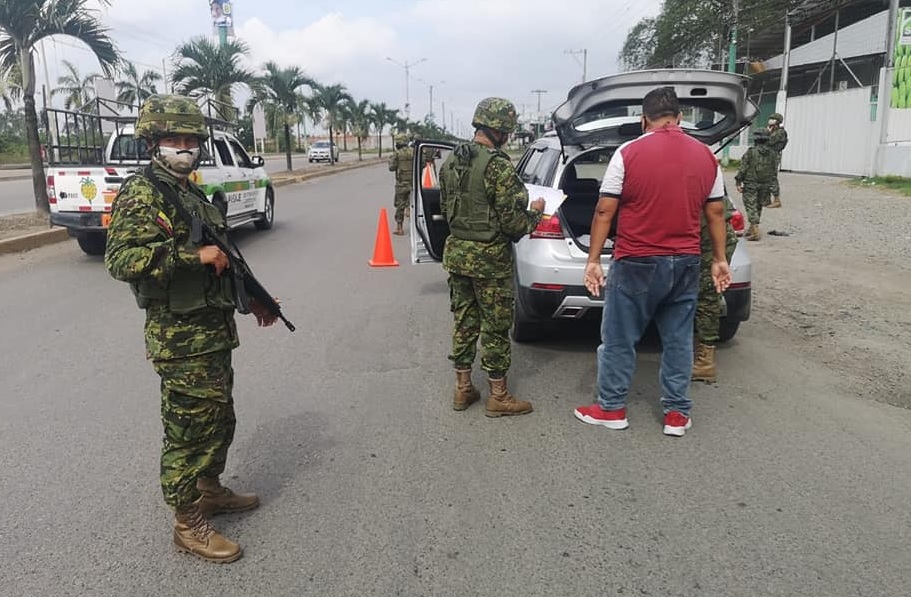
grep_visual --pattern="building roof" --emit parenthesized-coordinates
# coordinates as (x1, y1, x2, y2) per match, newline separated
(764, 9, 887, 69)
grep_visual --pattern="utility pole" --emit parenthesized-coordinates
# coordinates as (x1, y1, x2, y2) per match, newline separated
(565, 49, 588, 83)
(531, 89, 547, 137)
(386, 56, 427, 119)
(723, 0, 738, 165)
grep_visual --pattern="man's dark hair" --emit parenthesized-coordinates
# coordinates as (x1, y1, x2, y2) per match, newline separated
(642, 86, 680, 120)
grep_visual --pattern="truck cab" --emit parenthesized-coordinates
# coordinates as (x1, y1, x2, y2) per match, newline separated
(45, 100, 275, 255)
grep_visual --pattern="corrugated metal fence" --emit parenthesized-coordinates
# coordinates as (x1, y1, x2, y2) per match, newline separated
(781, 87, 875, 176)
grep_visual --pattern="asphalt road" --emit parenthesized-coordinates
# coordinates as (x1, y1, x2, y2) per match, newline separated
(1, 166, 909, 597)
(0, 152, 363, 216)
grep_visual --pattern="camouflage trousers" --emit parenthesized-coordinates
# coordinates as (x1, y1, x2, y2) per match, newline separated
(742, 182, 771, 225)
(770, 155, 781, 198)
(152, 350, 236, 510)
(694, 228, 739, 345)
(393, 185, 410, 224)
(448, 273, 514, 378)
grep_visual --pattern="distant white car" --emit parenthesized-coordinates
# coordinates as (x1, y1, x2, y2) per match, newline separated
(308, 140, 339, 163)
(411, 69, 758, 342)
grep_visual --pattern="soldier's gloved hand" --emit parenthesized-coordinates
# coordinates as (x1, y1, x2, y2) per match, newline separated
(198, 245, 230, 276)
(530, 198, 545, 213)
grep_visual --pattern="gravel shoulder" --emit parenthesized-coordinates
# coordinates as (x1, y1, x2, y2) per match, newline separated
(727, 171, 911, 408)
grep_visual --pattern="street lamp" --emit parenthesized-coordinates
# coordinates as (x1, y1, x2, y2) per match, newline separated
(416, 78, 445, 123)
(386, 56, 427, 119)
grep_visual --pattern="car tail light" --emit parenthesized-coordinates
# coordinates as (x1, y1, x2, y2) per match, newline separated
(729, 210, 745, 235)
(46, 175, 56, 205)
(530, 214, 564, 239)
(531, 283, 566, 291)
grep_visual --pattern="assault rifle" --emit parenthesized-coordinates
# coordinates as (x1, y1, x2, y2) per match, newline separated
(145, 167, 296, 332)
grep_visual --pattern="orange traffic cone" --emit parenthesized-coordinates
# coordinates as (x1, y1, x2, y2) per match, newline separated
(421, 163, 435, 188)
(368, 208, 399, 267)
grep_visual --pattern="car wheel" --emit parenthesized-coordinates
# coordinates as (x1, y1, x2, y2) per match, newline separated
(76, 232, 106, 256)
(254, 188, 274, 230)
(718, 319, 741, 343)
(308, 158, 313, 163)
(511, 284, 544, 343)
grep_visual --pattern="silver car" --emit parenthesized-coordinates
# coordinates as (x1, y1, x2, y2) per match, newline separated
(411, 69, 757, 342)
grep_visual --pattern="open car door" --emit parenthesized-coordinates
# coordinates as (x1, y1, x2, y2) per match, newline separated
(410, 140, 455, 264)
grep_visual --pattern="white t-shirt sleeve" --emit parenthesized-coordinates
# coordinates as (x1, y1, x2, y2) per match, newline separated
(599, 149, 625, 197)
(708, 163, 725, 199)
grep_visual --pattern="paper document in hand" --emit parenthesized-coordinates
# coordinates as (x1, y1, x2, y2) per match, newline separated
(527, 186, 566, 216)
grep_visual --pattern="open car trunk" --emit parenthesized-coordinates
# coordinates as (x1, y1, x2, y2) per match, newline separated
(555, 147, 616, 253)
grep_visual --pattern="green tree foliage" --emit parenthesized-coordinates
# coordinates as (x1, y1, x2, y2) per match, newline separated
(0, 0, 120, 212)
(248, 62, 315, 171)
(116, 61, 161, 110)
(52, 59, 99, 110)
(309, 83, 352, 164)
(619, 0, 799, 71)
(171, 37, 254, 111)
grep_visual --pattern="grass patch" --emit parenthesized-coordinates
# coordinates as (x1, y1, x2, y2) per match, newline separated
(851, 175, 911, 196)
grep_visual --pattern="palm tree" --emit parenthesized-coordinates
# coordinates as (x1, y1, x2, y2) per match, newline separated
(248, 62, 315, 171)
(0, 64, 22, 112)
(0, 0, 119, 213)
(309, 83, 352, 164)
(116, 61, 161, 110)
(348, 99, 374, 161)
(52, 60, 99, 110)
(370, 102, 398, 159)
(171, 36, 254, 115)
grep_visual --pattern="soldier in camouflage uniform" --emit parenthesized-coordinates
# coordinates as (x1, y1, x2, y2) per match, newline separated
(692, 194, 740, 383)
(766, 113, 788, 208)
(735, 129, 778, 241)
(388, 134, 414, 235)
(439, 97, 545, 417)
(104, 95, 277, 563)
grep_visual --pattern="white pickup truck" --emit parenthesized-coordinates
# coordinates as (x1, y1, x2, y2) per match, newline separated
(47, 109, 276, 255)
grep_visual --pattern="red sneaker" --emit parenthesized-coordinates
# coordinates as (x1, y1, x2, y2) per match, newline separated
(573, 405, 629, 430)
(663, 411, 692, 437)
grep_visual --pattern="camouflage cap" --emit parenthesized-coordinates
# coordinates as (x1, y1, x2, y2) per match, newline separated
(471, 97, 518, 133)
(135, 94, 209, 141)
(769, 112, 784, 123)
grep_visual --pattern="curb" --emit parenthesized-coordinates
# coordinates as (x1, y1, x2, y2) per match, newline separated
(0, 159, 386, 256)
(271, 158, 385, 188)
(0, 227, 70, 256)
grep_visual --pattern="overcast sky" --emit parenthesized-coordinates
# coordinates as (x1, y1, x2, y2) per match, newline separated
(36, 0, 661, 136)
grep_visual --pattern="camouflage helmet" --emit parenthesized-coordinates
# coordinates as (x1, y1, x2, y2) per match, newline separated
(472, 97, 518, 133)
(135, 94, 209, 141)
(769, 112, 784, 124)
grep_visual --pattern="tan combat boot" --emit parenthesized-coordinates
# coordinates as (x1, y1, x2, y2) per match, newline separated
(196, 477, 260, 516)
(746, 224, 760, 241)
(767, 196, 782, 208)
(691, 343, 717, 383)
(453, 369, 481, 411)
(485, 377, 533, 417)
(173, 504, 242, 563)
(393, 222, 405, 236)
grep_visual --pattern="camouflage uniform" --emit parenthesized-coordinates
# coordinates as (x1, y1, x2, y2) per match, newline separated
(768, 124, 788, 198)
(694, 196, 739, 345)
(735, 136, 777, 227)
(440, 142, 542, 377)
(106, 162, 239, 509)
(388, 138, 414, 226)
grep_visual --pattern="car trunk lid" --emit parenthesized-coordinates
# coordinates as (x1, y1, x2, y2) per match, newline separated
(552, 69, 758, 150)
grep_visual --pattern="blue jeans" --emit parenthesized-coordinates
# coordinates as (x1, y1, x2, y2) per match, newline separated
(596, 255, 701, 416)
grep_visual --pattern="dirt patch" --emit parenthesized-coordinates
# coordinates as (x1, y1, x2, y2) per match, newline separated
(727, 171, 911, 409)
(0, 212, 52, 241)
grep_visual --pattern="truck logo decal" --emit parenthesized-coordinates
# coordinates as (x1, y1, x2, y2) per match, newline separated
(80, 177, 98, 202)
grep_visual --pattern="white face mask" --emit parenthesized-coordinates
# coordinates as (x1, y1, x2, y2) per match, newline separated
(156, 145, 200, 175)
(768, 119, 777, 127)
